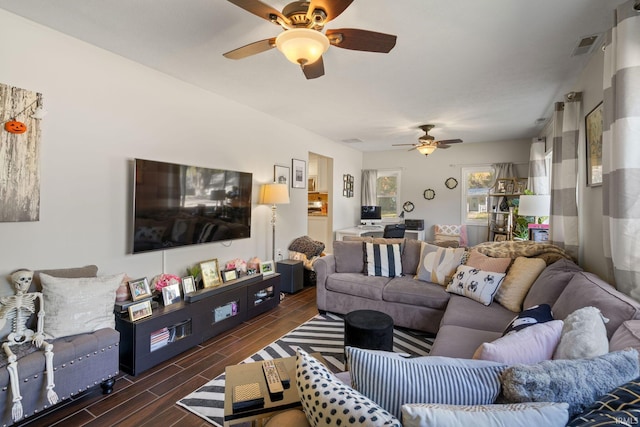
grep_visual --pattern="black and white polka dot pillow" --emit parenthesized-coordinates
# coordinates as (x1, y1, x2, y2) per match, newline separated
(295, 348, 400, 427)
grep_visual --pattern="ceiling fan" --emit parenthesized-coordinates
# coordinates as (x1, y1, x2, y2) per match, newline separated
(223, 0, 397, 79)
(393, 125, 463, 156)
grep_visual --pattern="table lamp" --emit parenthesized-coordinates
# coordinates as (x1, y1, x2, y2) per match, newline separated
(260, 183, 290, 261)
(518, 195, 551, 225)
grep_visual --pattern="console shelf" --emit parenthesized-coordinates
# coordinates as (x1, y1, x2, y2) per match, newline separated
(116, 273, 280, 375)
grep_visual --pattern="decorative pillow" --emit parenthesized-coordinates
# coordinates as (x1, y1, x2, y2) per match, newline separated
(567, 377, 640, 426)
(415, 242, 466, 285)
(500, 349, 640, 416)
(289, 235, 325, 259)
(446, 265, 505, 305)
(553, 307, 609, 360)
(495, 257, 546, 312)
(503, 304, 554, 335)
(402, 402, 569, 427)
(296, 348, 400, 427)
(465, 250, 512, 273)
(346, 346, 505, 419)
(434, 224, 467, 247)
(473, 320, 563, 365)
(40, 273, 125, 339)
(333, 241, 366, 273)
(365, 242, 403, 278)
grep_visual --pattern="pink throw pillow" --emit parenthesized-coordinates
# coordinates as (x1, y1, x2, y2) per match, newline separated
(465, 250, 512, 273)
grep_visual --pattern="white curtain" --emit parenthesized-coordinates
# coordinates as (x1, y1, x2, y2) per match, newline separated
(527, 138, 549, 194)
(361, 170, 377, 206)
(492, 163, 515, 183)
(550, 96, 581, 260)
(602, 1, 640, 298)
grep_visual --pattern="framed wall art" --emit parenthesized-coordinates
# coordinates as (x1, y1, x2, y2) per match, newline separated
(292, 159, 306, 189)
(200, 258, 222, 288)
(274, 164, 290, 187)
(585, 102, 603, 186)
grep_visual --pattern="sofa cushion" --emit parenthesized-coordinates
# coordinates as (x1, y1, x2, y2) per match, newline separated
(416, 243, 467, 286)
(503, 304, 554, 335)
(402, 239, 422, 276)
(365, 243, 403, 277)
(567, 377, 640, 426)
(430, 325, 503, 358)
(446, 265, 505, 306)
(326, 273, 388, 300)
(473, 320, 563, 365)
(553, 307, 609, 360)
(522, 258, 582, 309)
(495, 257, 546, 312)
(31, 264, 99, 293)
(402, 402, 569, 427)
(465, 250, 512, 273)
(552, 272, 640, 339)
(610, 320, 640, 353)
(333, 241, 365, 273)
(500, 349, 640, 417)
(440, 294, 516, 332)
(382, 277, 450, 310)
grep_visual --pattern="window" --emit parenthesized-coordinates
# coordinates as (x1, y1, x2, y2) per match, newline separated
(376, 169, 401, 217)
(462, 167, 495, 225)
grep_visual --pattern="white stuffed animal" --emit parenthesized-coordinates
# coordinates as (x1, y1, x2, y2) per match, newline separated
(553, 306, 609, 359)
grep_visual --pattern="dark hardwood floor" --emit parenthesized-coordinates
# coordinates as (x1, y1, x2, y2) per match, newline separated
(18, 286, 319, 427)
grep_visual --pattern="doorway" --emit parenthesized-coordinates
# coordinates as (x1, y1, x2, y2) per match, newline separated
(307, 152, 333, 251)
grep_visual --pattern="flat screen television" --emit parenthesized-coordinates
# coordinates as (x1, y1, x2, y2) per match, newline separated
(131, 158, 252, 253)
(360, 206, 382, 224)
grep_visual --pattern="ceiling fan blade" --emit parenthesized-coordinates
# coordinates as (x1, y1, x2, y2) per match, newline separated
(437, 145, 451, 149)
(392, 143, 417, 147)
(307, 0, 354, 23)
(407, 146, 418, 152)
(226, 0, 289, 25)
(302, 56, 325, 79)
(326, 28, 397, 53)
(223, 38, 276, 60)
(437, 139, 463, 145)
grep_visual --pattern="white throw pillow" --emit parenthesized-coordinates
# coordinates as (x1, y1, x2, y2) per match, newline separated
(554, 306, 609, 359)
(41, 273, 124, 339)
(446, 265, 505, 305)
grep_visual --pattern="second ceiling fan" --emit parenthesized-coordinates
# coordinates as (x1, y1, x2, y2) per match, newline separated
(394, 125, 463, 156)
(223, 0, 397, 79)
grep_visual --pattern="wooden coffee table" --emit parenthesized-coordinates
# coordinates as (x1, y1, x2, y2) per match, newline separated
(223, 354, 324, 426)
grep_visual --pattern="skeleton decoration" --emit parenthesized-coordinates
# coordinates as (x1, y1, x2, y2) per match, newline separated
(0, 270, 58, 421)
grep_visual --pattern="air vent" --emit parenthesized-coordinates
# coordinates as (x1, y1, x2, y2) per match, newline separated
(571, 34, 601, 57)
(341, 138, 363, 144)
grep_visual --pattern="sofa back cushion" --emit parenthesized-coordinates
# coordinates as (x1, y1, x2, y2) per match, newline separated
(523, 259, 582, 309)
(402, 239, 422, 275)
(333, 241, 365, 273)
(552, 272, 640, 339)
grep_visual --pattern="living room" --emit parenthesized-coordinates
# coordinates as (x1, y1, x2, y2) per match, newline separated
(1, 1, 639, 426)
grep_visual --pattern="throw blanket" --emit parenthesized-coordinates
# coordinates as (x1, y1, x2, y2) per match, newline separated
(472, 241, 573, 265)
(289, 235, 325, 270)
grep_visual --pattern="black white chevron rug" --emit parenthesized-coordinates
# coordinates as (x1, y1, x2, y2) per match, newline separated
(176, 312, 435, 426)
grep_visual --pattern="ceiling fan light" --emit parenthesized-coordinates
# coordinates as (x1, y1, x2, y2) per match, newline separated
(275, 28, 329, 65)
(417, 145, 437, 156)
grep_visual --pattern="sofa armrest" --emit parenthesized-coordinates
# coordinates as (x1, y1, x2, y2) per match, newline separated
(313, 254, 335, 311)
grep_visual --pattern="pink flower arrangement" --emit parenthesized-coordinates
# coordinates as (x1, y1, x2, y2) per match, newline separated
(151, 274, 181, 292)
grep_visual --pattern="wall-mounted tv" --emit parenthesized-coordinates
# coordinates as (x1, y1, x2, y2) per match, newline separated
(132, 158, 252, 254)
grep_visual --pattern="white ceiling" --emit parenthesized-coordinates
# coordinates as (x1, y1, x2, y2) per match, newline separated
(0, 0, 624, 151)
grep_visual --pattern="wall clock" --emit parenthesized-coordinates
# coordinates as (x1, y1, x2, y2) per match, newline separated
(403, 201, 415, 212)
(445, 177, 458, 189)
(423, 189, 435, 200)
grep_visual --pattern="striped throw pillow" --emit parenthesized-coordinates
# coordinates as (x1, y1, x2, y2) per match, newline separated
(365, 243, 403, 277)
(346, 346, 505, 419)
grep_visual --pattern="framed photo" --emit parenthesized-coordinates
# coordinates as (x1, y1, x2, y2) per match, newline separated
(200, 258, 222, 288)
(515, 179, 527, 194)
(162, 283, 181, 306)
(128, 300, 153, 321)
(222, 269, 238, 283)
(494, 234, 507, 242)
(274, 165, 290, 187)
(308, 176, 317, 192)
(129, 277, 152, 301)
(182, 275, 196, 294)
(496, 179, 507, 193)
(585, 102, 603, 186)
(292, 158, 306, 189)
(260, 260, 275, 276)
(505, 182, 515, 194)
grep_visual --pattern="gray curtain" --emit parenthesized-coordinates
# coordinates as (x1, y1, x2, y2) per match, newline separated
(602, 1, 640, 298)
(527, 137, 549, 194)
(550, 95, 581, 260)
(361, 170, 377, 206)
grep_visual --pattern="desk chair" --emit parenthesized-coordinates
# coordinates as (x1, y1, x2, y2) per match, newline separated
(383, 224, 406, 238)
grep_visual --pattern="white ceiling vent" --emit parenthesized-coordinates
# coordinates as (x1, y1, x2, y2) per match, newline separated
(571, 34, 601, 57)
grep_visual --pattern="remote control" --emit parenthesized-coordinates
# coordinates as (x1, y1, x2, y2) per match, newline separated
(262, 360, 284, 394)
(275, 360, 290, 388)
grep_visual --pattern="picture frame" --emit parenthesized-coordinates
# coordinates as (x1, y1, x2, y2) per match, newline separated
(585, 102, 603, 187)
(495, 179, 508, 194)
(162, 283, 181, 306)
(128, 300, 153, 321)
(182, 275, 196, 294)
(274, 164, 290, 187)
(200, 258, 222, 288)
(260, 260, 275, 276)
(292, 158, 306, 189)
(129, 277, 152, 301)
(494, 234, 507, 242)
(505, 182, 515, 194)
(308, 176, 317, 192)
(222, 269, 238, 283)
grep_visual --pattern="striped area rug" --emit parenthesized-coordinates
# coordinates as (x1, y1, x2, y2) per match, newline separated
(176, 312, 435, 426)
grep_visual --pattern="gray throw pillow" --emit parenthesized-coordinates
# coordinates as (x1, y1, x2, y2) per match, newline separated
(501, 349, 639, 416)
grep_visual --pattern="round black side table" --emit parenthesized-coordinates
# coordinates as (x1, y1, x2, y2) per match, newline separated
(344, 309, 394, 353)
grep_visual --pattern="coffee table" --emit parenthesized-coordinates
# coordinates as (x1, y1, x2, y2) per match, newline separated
(223, 354, 324, 426)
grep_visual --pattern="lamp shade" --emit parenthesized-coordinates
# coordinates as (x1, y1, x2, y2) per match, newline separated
(518, 195, 550, 217)
(260, 183, 290, 205)
(275, 28, 330, 65)
(417, 145, 437, 156)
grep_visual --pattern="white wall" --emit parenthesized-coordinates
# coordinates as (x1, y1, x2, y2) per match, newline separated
(363, 140, 531, 246)
(0, 10, 363, 294)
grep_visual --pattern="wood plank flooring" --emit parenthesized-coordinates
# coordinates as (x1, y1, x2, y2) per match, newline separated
(16, 286, 319, 427)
